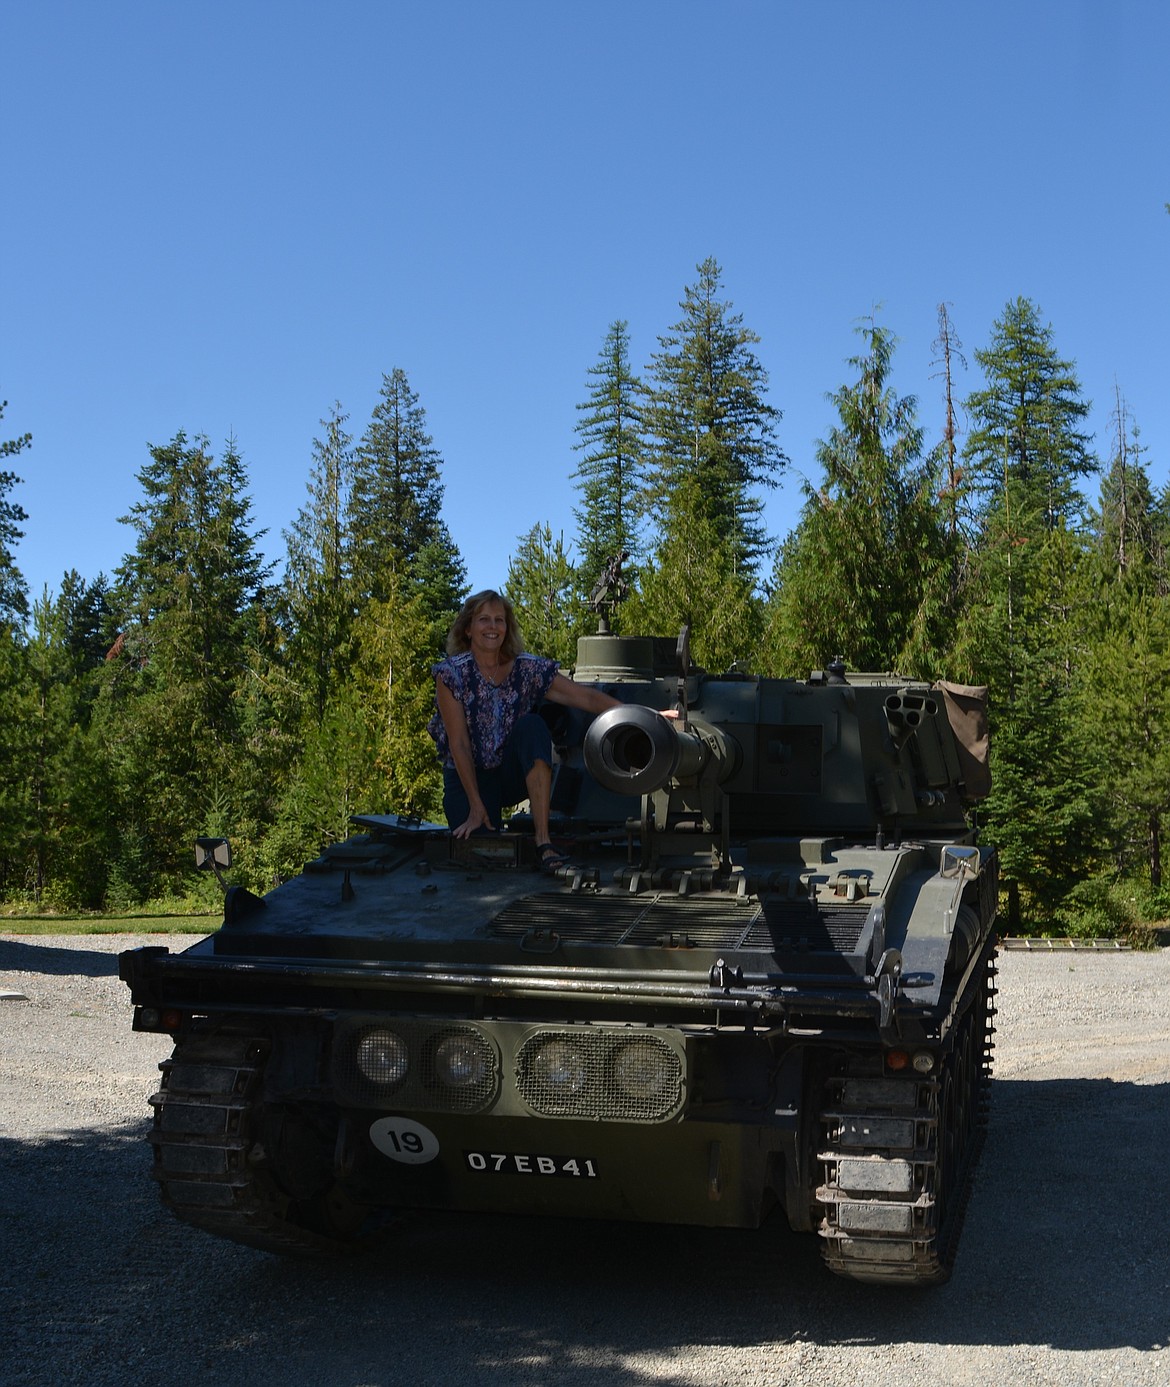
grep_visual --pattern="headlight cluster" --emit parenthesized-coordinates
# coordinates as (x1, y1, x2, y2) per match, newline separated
(341, 1022, 684, 1122)
(349, 1024, 498, 1112)
(517, 1029, 683, 1122)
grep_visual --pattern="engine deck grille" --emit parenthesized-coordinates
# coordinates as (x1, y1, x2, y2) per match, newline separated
(490, 893, 869, 954)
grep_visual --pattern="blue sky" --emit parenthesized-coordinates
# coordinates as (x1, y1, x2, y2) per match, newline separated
(3, 1, 1168, 609)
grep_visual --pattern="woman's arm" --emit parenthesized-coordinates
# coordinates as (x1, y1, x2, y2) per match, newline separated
(543, 672, 622, 715)
(544, 673, 679, 718)
(435, 679, 494, 838)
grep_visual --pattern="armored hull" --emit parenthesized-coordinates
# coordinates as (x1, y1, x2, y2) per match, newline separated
(121, 636, 998, 1285)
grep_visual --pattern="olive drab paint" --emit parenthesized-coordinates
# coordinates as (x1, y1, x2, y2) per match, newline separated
(122, 620, 997, 1286)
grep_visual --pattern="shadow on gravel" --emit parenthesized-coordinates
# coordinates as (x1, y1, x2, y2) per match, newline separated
(2, 1073, 1168, 1387)
(0, 937, 123, 978)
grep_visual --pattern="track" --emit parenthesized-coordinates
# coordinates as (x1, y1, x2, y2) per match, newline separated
(815, 944, 998, 1284)
(148, 1032, 370, 1256)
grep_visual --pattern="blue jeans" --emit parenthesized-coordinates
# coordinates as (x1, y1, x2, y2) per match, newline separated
(442, 713, 552, 831)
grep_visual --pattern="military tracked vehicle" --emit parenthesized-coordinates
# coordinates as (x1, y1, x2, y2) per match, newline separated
(121, 626, 998, 1286)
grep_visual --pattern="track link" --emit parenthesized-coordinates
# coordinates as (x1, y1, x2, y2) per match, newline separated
(148, 1033, 364, 1256)
(816, 947, 997, 1284)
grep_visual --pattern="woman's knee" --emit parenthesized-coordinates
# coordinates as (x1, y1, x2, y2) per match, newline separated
(512, 713, 552, 768)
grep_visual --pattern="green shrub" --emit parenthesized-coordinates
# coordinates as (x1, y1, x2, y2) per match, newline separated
(1052, 876, 1134, 940)
(1126, 880, 1170, 924)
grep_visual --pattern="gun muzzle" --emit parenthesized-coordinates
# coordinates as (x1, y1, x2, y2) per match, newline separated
(584, 705, 724, 796)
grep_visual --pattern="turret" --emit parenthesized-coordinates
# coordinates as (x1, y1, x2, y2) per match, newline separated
(563, 628, 990, 877)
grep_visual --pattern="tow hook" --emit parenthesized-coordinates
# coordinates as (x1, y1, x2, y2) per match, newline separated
(873, 948, 903, 1040)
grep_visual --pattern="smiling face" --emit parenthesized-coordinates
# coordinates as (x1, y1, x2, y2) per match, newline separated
(448, 589, 523, 660)
(469, 600, 508, 660)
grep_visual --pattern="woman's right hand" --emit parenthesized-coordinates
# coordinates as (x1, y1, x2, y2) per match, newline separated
(437, 677, 494, 839)
(452, 803, 494, 839)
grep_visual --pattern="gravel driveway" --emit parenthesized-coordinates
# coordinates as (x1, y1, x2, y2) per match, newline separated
(2, 933, 1168, 1387)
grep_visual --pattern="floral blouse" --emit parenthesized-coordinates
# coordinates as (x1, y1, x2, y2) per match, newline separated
(429, 651, 559, 769)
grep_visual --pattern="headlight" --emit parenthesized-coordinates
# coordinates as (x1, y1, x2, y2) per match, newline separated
(433, 1032, 492, 1088)
(612, 1039, 674, 1100)
(356, 1029, 408, 1086)
(532, 1038, 588, 1094)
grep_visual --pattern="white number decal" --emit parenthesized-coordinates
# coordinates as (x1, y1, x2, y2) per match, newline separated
(369, 1117, 440, 1164)
(463, 1151, 600, 1178)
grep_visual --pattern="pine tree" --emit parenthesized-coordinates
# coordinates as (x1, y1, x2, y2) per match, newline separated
(270, 384, 464, 875)
(930, 302, 967, 546)
(282, 403, 357, 723)
(571, 320, 647, 603)
(973, 524, 1101, 925)
(348, 369, 449, 604)
(411, 524, 467, 642)
(99, 432, 276, 900)
(963, 297, 1095, 534)
(1074, 579, 1170, 890)
(21, 583, 116, 904)
(0, 399, 30, 626)
(959, 302, 1099, 927)
(959, 300, 1098, 702)
(1070, 401, 1170, 889)
(1096, 387, 1165, 586)
(55, 570, 116, 673)
(626, 474, 763, 674)
(643, 258, 786, 578)
(0, 632, 33, 894)
(356, 570, 443, 818)
(505, 523, 583, 667)
(764, 320, 954, 677)
(264, 682, 381, 877)
(117, 433, 270, 670)
(0, 402, 32, 891)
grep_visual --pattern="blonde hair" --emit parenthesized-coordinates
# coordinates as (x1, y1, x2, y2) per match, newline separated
(446, 589, 525, 660)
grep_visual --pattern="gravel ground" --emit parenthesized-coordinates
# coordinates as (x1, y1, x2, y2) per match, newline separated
(2, 933, 1169, 1387)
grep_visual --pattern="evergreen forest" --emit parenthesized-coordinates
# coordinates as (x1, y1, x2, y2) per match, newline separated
(2, 258, 1167, 940)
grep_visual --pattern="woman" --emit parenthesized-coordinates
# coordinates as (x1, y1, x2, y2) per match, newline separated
(429, 589, 621, 868)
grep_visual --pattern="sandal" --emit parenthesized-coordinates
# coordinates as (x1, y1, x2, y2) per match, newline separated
(535, 842, 572, 872)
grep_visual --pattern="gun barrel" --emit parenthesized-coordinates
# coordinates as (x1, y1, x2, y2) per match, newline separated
(584, 705, 727, 796)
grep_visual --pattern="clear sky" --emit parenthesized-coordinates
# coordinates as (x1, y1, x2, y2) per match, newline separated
(3, 1, 1168, 609)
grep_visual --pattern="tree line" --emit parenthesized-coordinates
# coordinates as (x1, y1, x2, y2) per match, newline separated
(1, 257, 1167, 935)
